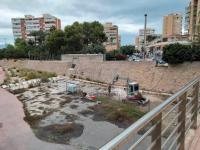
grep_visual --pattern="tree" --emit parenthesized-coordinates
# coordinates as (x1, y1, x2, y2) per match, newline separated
(30, 30, 47, 45)
(119, 45, 136, 55)
(147, 35, 158, 42)
(83, 21, 107, 45)
(6, 44, 15, 50)
(105, 49, 120, 60)
(192, 45, 200, 61)
(45, 29, 65, 57)
(82, 44, 106, 54)
(15, 38, 27, 50)
(50, 26, 56, 32)
(64, 22, 84, 53)
(63, 21, 107, 54)
(162, 43, 191, 64)
(14, 38, 28, 58)
(0, 21, 108, 59)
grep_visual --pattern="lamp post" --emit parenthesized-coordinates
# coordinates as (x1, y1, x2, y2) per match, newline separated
(144, 14, 147, 59)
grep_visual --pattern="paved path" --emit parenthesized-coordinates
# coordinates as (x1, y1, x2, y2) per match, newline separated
(0, 68, 72, 150)
(189, 125, 200, 150)
(0, 67, 4, 84)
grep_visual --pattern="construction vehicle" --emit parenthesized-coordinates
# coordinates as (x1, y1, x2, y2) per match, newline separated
(110, 75, 149, 105)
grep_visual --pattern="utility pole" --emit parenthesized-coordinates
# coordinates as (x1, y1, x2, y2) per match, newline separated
(144, 14, 147, 59)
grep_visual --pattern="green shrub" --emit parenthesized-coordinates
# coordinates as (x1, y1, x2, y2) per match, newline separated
(18, 68, 56, 80)
(163, 43, 192, 64)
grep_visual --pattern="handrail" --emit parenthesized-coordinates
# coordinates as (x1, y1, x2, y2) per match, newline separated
(100, 76, 200, 150)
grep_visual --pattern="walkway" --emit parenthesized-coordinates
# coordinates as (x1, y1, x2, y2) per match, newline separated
(0, 67, 4, 84)
(189, 123, 200, 150)
(0, 68, 72, 150)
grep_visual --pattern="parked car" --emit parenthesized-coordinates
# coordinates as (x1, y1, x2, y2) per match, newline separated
(128, 55, 142, 62)
(156, 59, 168, 67)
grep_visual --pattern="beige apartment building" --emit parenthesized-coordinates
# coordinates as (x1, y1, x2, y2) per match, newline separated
(162, 13, 182, 39)
(12, 14, 61, 41)
(104, 22, 120, 52)
(135, 28, 156, 51)
(187, 0, 200, 41)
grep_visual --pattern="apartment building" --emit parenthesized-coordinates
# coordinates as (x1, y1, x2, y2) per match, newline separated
(12, 14, 61, 41)
(135, 28, 156, 51)
(185, 3, 191, 35)
(187, 0, 200, 41)
(104, 22, 120, 52)
(162, 13, 182, 40)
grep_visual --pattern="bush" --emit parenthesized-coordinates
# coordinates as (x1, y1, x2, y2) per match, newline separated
(82, 44, 106, 54)
(115, 54, 127, 60)
(162, 43, 193, 64)
(18, 68, 56, 80)
(192, 45, 200, 61)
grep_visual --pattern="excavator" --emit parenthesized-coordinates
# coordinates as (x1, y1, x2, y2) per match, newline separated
(109, 75, 149, 105)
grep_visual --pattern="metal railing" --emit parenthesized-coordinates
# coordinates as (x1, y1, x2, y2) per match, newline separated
(100, 76, 200, 150)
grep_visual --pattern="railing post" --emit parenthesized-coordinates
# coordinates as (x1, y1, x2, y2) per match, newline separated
(192, 82, 199, 129)
(151, 113, 162, 150)
(178, 92, 187, 150)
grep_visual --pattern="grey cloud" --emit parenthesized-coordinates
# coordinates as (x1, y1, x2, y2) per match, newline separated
(0, 0, 189, 45)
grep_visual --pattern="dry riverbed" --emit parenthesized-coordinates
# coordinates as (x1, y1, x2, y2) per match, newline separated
(14, 78, 167, 149)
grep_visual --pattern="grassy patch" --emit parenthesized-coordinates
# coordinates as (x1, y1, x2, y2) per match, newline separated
(89, 96, 146, 128)
(18, 68, 56, 81)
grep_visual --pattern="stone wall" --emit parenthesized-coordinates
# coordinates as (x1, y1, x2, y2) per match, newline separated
(0, 59, 69, 75)
(75, 61, 200, 93)
(0, 59, 200, 93)
(61, 54, 104, 63)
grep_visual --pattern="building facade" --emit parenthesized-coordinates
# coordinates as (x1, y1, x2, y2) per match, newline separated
(187, 0, 200, 41)
(185, 3, 191, 35)
(104, 22, 120, 52)
(162, 13, 182, 40)
(135, 28, 156, 51)
(12, 14, 61, 41)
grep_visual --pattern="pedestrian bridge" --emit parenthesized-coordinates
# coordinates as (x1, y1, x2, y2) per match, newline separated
(100, 76, 200, 150)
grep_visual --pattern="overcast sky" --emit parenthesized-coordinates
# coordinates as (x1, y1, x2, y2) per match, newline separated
(0, 0, 189, 45)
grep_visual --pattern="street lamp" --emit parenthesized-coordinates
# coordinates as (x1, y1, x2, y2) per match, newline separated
(144, 14, 147, 59)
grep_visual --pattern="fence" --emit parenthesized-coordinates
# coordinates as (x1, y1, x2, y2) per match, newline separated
(100, 76, 200, 150)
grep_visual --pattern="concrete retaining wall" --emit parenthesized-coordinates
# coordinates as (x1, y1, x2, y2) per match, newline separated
(61, 54, 104, 63)
(0, 59, 69, 75)
(75, 61, 200, 93)
(0, 59, 200, 93)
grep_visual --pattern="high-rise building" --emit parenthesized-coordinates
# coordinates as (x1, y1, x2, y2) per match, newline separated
(12, 14, 61, 41)
(188, 0, 200, 41)
(135, 28, 156, 51)
(185, 3, 191, 35)
(104, 22, 120, 52)
(162, 13, 182, 39)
